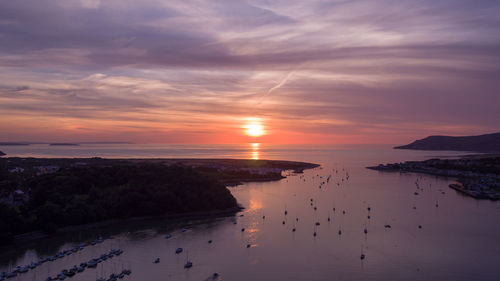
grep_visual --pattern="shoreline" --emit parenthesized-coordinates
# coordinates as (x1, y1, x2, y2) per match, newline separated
(12, 206, 243, 244)
(1, 157, 320, 246)
(367, 156, 500, 200)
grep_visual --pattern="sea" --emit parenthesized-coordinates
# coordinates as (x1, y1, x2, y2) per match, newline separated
(0, 143, 499, 281)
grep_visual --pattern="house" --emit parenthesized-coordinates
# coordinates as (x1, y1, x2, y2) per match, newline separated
(34, 165, 60, 175)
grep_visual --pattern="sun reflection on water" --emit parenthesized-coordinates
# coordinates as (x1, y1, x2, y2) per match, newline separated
(250, 143, 260, 159)
(249, 199, 263, 211)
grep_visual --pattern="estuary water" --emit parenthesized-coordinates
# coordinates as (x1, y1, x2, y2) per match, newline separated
(1, 144, 499, 281)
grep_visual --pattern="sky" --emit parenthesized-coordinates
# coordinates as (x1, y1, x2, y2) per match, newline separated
(0, 0, 499, 144)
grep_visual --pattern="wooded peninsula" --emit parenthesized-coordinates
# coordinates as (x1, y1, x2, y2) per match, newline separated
(0, 157, 318, 245)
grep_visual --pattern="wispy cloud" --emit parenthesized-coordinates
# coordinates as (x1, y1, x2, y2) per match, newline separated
(0, 0, 499, 143)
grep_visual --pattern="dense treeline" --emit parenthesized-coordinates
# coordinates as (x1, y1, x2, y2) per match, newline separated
(0, 164, 238, 244)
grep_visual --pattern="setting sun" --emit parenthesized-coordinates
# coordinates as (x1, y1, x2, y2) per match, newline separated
(245, 123, 265, 137)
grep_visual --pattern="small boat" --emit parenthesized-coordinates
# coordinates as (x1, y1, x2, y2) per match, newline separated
(154, 258, 160, 264)
(176, 248, 183, 254)
(384, 224, 391, 228)
(315, 222, 320, 226)
(165, 234, 172, 239)
(246, 244, 251, 248)
(184, 251, 193, 269)
(208, 240, 213, 243)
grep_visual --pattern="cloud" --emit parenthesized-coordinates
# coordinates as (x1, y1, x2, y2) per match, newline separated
(80, 0, 101, 9)
(0, 0, 499, 143)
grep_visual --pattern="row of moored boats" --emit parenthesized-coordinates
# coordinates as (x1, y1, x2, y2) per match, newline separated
(1, 237, 106, 280)
(96, 269, 132, 281)
(42, 249, 123, 281)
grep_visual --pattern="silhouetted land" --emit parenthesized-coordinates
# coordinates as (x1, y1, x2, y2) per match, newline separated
(367, 155, 500, 200)
(0, 157, 318, 245)
(0, 142, 30, 146)
(0, 151, 5, 156)
(394, 132, 500, 152)
(49, 143, 79, 146)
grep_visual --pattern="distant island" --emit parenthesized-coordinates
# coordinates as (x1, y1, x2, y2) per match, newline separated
(0, 157, 318, 244)
(1, 141, 132, 146)
(0, 142, 30, 146)
(78, 142, 133, 144)
(367, 155, 500, 200)
(0, 151, 5, 156)
(394, 132, 500, 152)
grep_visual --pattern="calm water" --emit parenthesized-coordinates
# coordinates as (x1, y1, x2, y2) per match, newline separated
(1, 144, 499, 281)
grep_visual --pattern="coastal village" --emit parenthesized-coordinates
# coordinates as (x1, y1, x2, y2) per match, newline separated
(368, 156, 500, 200)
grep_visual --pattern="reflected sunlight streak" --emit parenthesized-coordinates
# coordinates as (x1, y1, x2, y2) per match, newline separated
(250, 143, 260, 159)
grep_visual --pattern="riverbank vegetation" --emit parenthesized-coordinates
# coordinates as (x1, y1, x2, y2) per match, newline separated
(0, 164, 238, 244)
(0, 157, 318, 244)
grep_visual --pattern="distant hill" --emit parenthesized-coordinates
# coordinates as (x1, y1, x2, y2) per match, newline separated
(394, 133, 500, 152)
(0, 151, 5, 156)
